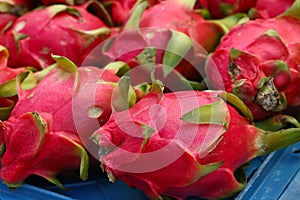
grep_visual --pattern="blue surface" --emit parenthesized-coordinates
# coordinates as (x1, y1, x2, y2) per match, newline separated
(236, 142, 300, 200)
(0, 142, 299, 200)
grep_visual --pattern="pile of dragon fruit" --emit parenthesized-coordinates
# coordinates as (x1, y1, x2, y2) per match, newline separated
(1, 0, 300, 199)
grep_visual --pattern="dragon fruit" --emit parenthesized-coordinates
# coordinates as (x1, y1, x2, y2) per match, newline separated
(0, 13, 16, 36)
(249, 0, 295, 19)
(137, 0, 229, 53)
(198, 0, 257, 19)
(0, 1, 112, 69)
(0, 0, 39, 15)
(99, 0, 137, 25)
(91, 83, 300, 200)
(0, 45, 25, 86)
(84, 1, 248, 84)
(40, 0, 87, 5)
(0, 0, 38, 35)
(0, 55, 119, 187)
(205, 1, 300, 120)
(0, 45, 30, 120)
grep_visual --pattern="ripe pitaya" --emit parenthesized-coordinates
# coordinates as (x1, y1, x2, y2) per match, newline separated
(40, 0, 87, 5)
(0, 0, 39, 16)
(0, 45, 29, 120)
(92, 84, 300, 200)
(0, 45, 25, 86)
(198, 0, 257, 19)
(0, 0, 38, 35)
(205, 1, 300, 120)
(0, 13, 16, 36)
(0, 1, 112, 69)
(137, 0, 230, 53)
(84, 1, 247, 83)
(0, 55, 119, 188)
(249, 0, 295, 19)
(99, 0, 137, 25)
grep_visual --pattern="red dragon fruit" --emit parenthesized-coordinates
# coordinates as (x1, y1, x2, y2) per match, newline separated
(0, 45, 25, 86)
(84, 0, 247, 84)
(0, 55, 119, 188)
(0, 45, 30, 120)
(0, 0, 39, 35)
(40, 0, 87, 5)
(198, 0, 257, 19)
(0, 0, 39, 15)
(99, 0, 137, 25)
(249, 0, 295, 19)
(205, 0, 300, 120)
(137, 0, 232, 53)
(0, 1, 112, 69)
(91, 82, 300, 200)
(0, 13, 17, 36)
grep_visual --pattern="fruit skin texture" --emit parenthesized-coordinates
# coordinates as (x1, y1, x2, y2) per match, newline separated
(40, 0, 87, 5)
(100, 0, 137, 25)
(199, 0, 257, 19)
(249, 0, 295, 19)
(92, 88, 300, 199)
(0, 13, 17, 36)
(98, 0, 225, 82)
(205, 16, 300, 120)
(0, 56, 119, 187)
(0, 45, 25, 86)
(139, 0, 225, 53)
(0, 45, 28, 120)
(0, 2, 110, 69)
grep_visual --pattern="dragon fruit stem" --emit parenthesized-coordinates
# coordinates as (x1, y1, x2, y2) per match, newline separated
(258, 128, 300, 156)
(255, 114, 300, 131)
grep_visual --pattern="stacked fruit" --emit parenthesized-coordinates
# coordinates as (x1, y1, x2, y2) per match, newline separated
(0, 0, 300, 199)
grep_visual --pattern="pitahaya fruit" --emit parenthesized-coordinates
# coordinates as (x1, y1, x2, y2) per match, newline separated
(0, 1, 112, 69)
(198, 0, 257, 19)
(84, 1, 247, 83)
(0, 45, 30, 120)
(0, 44, 56, 120)
(0, 13, 17, 36)
(84, 27, 208, 82)
(205, 1, 300, 120)
(0, 55, 119, 188)
(92, 83, 300, 200)
(99, 0, 137, 25)
(40, 0, 87, 5)
(0, 0, 39, 15)
(136, 0, 232, 53)
(249, 0, 295, 19)
(0, 45, 25, 86)
(0, 0, 38, 35)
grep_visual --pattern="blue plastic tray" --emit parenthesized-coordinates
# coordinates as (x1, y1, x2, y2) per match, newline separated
(236, 142, 300, 200)
(0, 142, 299, 200)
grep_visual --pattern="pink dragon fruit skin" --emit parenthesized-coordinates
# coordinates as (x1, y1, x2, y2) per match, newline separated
(249, 0, 295, 19)
(0, 0, 39, 15)
(199, 0, 257, 19)
(92, 86, 300, 199)
(0, 13, 17, 36)
(205, 4, 300, 120)
(0, 45, 29, 120)
(0, 2, 111, 69)
(99, 0, 137, 25)
(1, 112, 88, 187)
(40, 0, 87, 5)
(0, 55, 119, 187)
(138, 0, 225, 53)
(0, 45, 25, 85)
